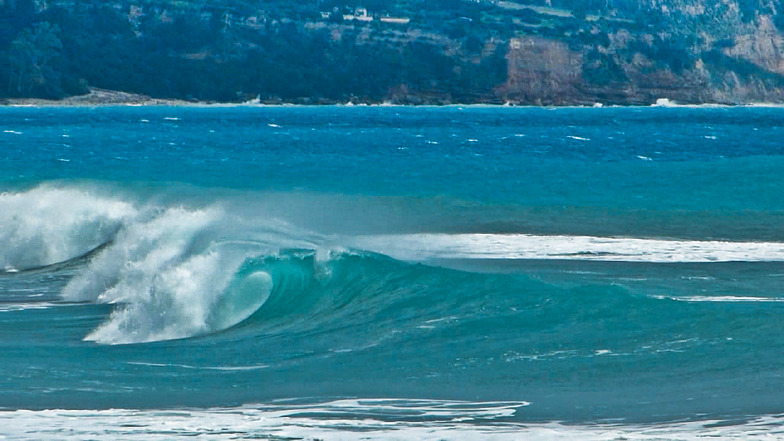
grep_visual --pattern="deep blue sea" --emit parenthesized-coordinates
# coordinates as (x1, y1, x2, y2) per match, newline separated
(2, 105, 784, 439)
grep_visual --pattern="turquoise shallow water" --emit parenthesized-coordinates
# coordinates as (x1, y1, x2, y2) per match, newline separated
(2, 106, 784, 438)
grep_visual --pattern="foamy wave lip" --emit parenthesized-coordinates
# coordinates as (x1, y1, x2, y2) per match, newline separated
(58, 200, 319, 345)
(62, 207, 223, 303)
(60, 206, 272, 345)
(83, 249, 248, 344)
(0, 186, 134, 271)
(349, 234, 784, 263)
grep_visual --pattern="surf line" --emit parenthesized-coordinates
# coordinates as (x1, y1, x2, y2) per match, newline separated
(349, 234, 784, 263)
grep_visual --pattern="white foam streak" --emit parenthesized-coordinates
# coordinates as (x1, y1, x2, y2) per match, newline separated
(0, 302, 59, 312)
(3, 402, 784, 440)
(125, 361, 269, 371)
(350, 234, 784, 263)
(656, 295, 784, 303)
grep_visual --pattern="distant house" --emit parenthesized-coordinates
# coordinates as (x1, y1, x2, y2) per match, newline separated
(335, 6, 410, 24)
(343, 7, 373, 22)
(380, 16, 410, 24)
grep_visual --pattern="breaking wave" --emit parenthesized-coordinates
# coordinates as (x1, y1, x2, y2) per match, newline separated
(5, 184, 784, 345)
(1, 185, 320, 344)
(349, 233, 784, 263)
(0, 186, 133, 272)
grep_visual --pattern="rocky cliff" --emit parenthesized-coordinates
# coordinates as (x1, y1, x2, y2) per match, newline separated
(497, 0, 784, 104)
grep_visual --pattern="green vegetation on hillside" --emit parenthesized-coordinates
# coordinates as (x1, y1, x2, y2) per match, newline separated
(3, 0, 784, 104)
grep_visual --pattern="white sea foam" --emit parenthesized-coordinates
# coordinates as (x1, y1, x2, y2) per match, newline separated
(653, 98, 677, 107)
(0, 302, 60, 312)
(655, 295, 784, 303)
(2, 401, 784, 440)
(0, 186, 134, 271)
(125, 361, 269, 371)
(59, 205, 285, 345)
(349, 233, 784, 263)
(0, 186, 316, 344)
(652, 98, 729, 109)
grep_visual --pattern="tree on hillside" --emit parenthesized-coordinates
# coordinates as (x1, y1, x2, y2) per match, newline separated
(7, 21, 63, 97)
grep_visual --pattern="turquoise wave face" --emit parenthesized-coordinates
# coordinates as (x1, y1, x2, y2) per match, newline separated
(2, 107, 784, 428)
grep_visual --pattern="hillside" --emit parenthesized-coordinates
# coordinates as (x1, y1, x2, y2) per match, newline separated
(3, 0, 784, 105)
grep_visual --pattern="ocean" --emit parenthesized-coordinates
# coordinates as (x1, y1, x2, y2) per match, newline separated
(2, 105, 784, 439)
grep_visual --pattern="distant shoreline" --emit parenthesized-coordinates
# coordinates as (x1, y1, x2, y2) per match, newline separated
(0, 88, 194, 107)
(3, 88, 784, 108)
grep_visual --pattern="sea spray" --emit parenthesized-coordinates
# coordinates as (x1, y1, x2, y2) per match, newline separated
(0, 186, 133, 271)
(44, 194, 330, 344)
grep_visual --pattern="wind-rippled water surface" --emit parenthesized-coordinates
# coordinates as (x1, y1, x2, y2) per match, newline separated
(2, 106, 784, 439)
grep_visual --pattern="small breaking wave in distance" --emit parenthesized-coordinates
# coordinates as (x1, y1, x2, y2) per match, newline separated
(349, 233, 784, 263)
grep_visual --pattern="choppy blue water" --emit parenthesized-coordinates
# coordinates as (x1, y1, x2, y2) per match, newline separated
(2, 106, 784, 439)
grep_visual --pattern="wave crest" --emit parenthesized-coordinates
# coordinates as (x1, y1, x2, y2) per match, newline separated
(10, 185, 776, 346)
(0, 186, 133, 272)
(62, 204, 298, 345)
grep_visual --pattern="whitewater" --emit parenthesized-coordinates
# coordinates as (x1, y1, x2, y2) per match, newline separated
(2, 106, 784, 439)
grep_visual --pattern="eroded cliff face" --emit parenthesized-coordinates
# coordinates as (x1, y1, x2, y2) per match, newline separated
(499, 39, 696, 105)
(500, 1, 784, 105)
(500, 37, 583, 105)
(726, 15, 784, 73)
